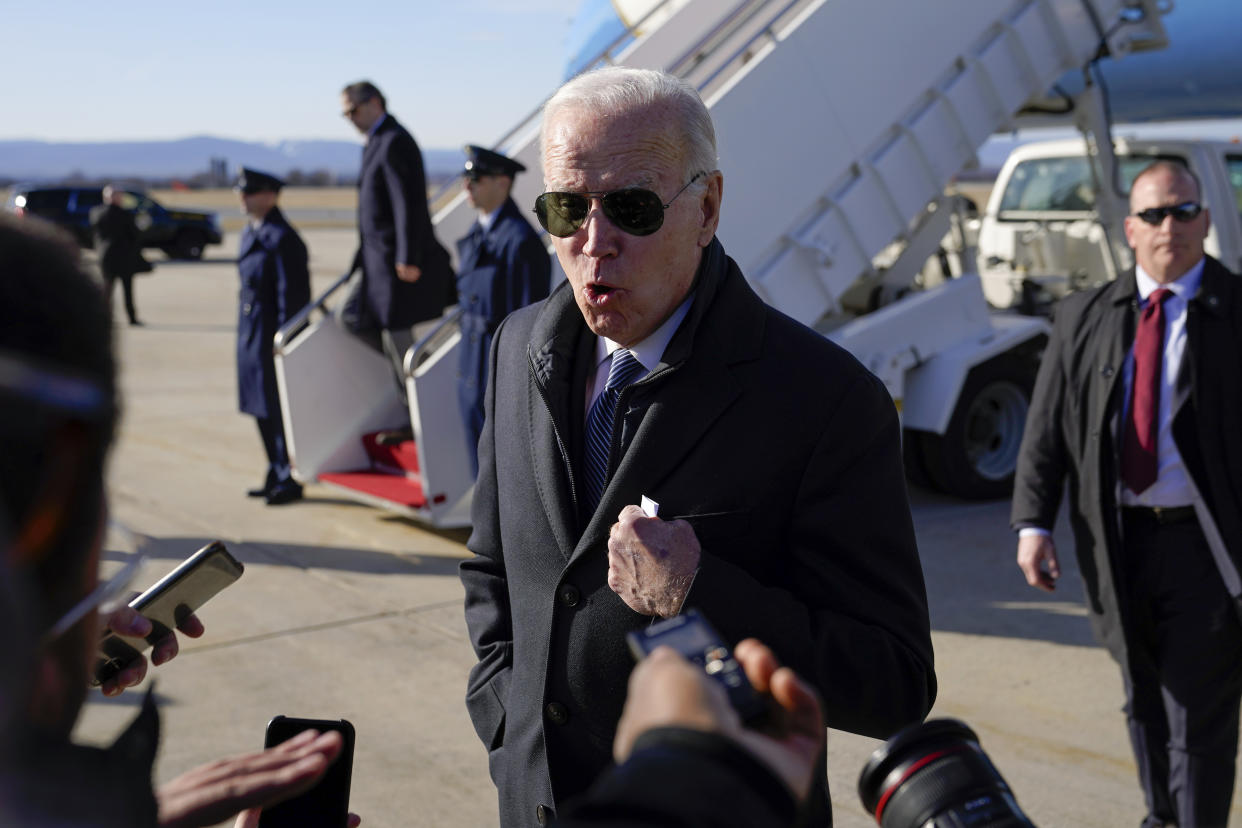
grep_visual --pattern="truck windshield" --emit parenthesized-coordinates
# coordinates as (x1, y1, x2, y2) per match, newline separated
(998, 154, 1187, 217)
(1226, 155, 1242, 222)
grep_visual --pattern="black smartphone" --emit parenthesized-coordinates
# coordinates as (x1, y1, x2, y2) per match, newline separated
(626, 609, 768, 723)
(92, 540, 244, 687)
(259, 716, 355, 828)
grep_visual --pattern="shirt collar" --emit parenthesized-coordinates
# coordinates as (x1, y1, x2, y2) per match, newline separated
(594, 293, 695, 375)
(366, 112, 388, 139)
(477, 204, 503, 232)
(1135, 257, 1205, 303)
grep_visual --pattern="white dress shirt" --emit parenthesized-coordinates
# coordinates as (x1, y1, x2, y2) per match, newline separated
(585, 294, 694, 421)
(1116, 259, 1203, 507)
(1019, 258, 1202, 538)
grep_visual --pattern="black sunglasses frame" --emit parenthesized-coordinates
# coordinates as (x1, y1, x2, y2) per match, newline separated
(1133, 201, 1203, 226)
(534, 171, 706, 238)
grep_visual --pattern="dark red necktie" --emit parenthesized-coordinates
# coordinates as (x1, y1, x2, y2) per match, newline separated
(1121, 287, 1171, 494)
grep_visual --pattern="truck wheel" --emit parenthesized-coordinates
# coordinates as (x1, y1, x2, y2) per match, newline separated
(170, 230, 206, 260)
(919, 357, 1034, 500)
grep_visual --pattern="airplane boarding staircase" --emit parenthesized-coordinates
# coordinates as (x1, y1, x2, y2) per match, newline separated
(275, 0, 1168, 525)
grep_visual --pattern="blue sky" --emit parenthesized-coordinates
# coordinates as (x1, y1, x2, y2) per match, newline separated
(4, 0, 583, 149)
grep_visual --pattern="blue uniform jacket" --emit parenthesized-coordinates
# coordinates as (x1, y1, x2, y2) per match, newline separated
(456, 196, 552, 458)
(236, 207, 310, 418)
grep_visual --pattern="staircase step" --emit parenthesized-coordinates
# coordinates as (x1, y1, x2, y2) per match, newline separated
(362, 432, 420, 474)
(319, 471, 426, 508)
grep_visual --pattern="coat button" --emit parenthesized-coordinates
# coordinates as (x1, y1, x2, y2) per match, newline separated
(243, 303, 252, 314)
(536, 804, 551, 825)
(558, 584, 580, 607)
(1101, 364, 1113, 378)
(545, 702, 569, 725)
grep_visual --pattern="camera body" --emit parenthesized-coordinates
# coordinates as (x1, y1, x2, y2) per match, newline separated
(626, 609, 768, 723)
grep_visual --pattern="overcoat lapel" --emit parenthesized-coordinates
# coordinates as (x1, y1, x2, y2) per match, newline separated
(527, 284, 590, 559)
(571, 348, 742, 563)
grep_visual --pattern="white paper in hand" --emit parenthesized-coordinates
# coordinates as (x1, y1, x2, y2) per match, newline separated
(640, 495, 660, 518)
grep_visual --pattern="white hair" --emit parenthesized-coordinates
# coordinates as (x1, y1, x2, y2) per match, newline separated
(542, 67, 718, 183)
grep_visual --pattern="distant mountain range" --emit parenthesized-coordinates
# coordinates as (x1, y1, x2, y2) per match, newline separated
(0, 136, 467, 182)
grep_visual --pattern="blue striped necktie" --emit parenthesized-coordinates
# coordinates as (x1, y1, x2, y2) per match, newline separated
(583, 349, 646, 511)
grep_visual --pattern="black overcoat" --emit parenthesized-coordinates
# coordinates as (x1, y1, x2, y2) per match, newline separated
(355, 115, 453, 329)
(236, 207, 310, 419)
(461, 237, 936, 825)
(89, 202, 141, 277)
(1012, 256, 1242, 673)
(455, 196, 551, 465)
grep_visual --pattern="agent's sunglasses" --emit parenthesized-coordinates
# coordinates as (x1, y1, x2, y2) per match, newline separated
(534, 172, 705, 238)
(1133, 201, 1202, 226)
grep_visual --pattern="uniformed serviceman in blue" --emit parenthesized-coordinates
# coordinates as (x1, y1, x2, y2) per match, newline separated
(457, 145, 552, 475)
(235, 168, 311, 505)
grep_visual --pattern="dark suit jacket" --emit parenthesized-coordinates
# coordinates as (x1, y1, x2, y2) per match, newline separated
(456, 196, 551, 470)
(236, 207, 310, 419)
(461, 237, 936, 825)
(89, 203, 141, 278)
(1012, 256, 1242, 670)
(355, 114, 454, 330)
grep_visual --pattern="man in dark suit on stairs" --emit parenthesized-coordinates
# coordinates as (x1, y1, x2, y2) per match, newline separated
(340, 80, 454, 387)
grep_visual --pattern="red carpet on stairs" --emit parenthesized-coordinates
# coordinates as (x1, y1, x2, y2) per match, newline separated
(319, 471, 427, 507)
(319, 432, 426, 508)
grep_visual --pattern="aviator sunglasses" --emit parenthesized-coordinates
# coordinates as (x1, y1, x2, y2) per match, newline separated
(1133, 201, 1202, 226)
(534, 172, 705, 237)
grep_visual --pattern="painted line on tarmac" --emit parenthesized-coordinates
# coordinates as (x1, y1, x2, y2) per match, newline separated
(180, 598, 464, 654)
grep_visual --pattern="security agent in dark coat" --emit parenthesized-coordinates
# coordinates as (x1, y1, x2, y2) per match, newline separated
(1012, 161, 1242, 828)
(340, 81, 454, 357)
(457, 145, 552, 476)
(89, 185, 143, 325)
(235, 168, 311, 506)
(461, 67, 935, 828)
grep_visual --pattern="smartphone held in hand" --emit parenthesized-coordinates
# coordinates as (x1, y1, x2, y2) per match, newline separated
(259, 716, 355, 828)
(92, 540, 243, 686)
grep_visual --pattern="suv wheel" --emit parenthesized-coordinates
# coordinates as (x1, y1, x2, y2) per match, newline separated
(169, 230, 206, 260)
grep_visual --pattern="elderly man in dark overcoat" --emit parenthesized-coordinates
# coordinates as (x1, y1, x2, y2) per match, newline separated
(235, 168, 311, 505)
(456, 144, 551, 476)
(460, 67, 936, 827)
(1012, 160, 1242, 827)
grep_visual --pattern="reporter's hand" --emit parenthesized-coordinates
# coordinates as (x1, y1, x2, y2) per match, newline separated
(97, 602, 205, 696)
(1017, 533, 1060, 592)
(395, 263, 421, 282)
(157, 729, 344, 828)
(613, 640, 824, 802)
(730, 638, 825, 801)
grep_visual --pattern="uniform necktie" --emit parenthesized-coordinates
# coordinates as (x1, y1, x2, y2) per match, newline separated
(583, 349, 645, 511)
(1121, 287, 1171, 494)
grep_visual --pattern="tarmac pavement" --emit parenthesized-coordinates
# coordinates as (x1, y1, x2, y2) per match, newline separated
(72, 228, 1241, 826)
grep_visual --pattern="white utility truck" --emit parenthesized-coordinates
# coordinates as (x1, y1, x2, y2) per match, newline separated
(275, 0, 1173, 527)
(976, 136, 1242, 311)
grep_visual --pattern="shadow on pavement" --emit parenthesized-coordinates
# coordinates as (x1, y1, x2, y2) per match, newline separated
(909, 484, 1098, 649)
(103, 535, 465, 578)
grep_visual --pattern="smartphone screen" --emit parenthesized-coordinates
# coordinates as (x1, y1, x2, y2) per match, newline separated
(259, 717, 355, 828)
(93, 541, 243, 686)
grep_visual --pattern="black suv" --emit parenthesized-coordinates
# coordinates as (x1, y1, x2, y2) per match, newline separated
(5, 186, 223, 259)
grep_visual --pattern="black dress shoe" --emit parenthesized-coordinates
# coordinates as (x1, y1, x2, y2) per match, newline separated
(265, 485, 303, 506)
(376, 427, 414, 446)
(247, 486, 270, 498)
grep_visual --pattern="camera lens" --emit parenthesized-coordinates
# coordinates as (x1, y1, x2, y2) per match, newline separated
(857, 718, 1035, 828)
